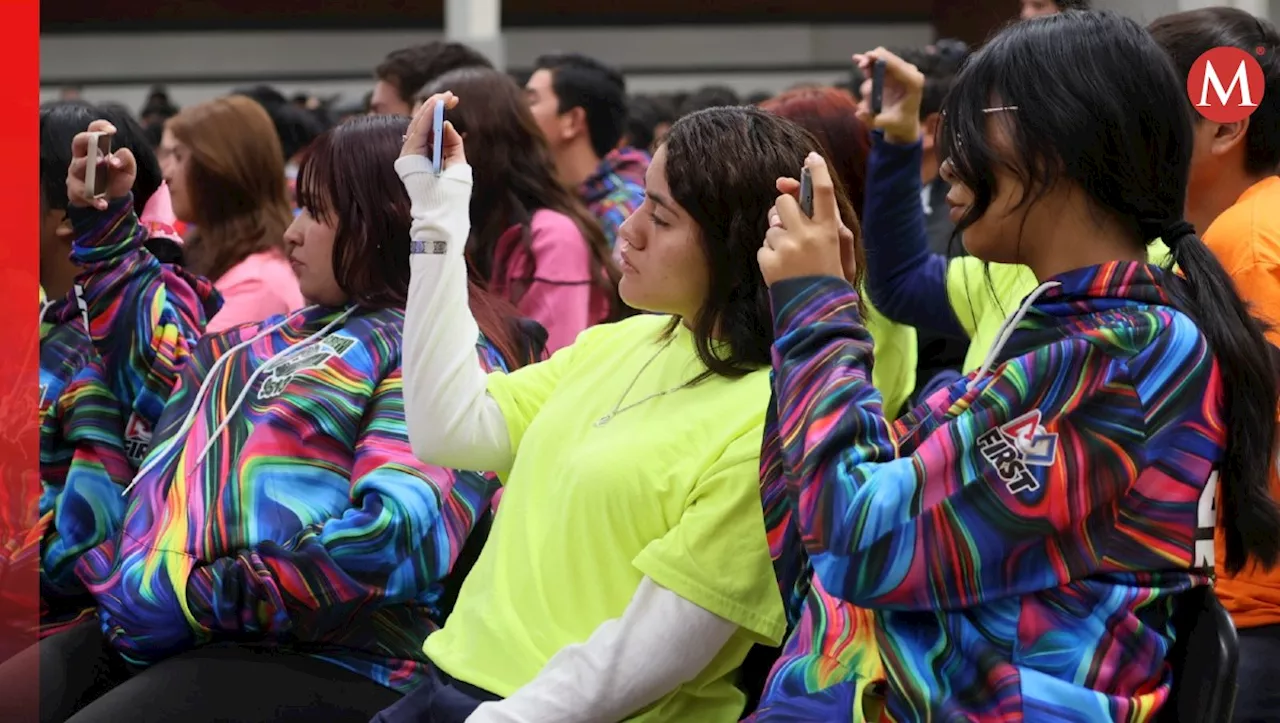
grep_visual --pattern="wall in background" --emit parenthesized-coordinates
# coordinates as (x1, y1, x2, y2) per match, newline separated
(40, 23, 934, 109)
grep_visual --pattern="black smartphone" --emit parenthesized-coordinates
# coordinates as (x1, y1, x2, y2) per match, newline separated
(870, 59, 887, 116)
(85, 131, 113, 199)
(799, 167, 814, 217)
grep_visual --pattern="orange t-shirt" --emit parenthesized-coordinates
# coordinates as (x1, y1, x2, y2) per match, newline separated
(1204, 176, 1280, 629)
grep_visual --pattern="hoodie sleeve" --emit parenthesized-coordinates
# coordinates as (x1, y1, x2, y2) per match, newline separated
(39, 356, 132, 596)
(65, 195, 216, 450)
(183, 368, 496, 639)
(861, 134, 966, 340)
(768, 275, 1162, 610)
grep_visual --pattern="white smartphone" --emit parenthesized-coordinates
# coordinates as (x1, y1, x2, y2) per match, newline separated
(84, 131, 113, 200)
(431, 101, 445, 174)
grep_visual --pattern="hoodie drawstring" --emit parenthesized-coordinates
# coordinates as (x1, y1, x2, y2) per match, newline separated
(123, 305, 357, 496)
(967, 281, 1061, 391)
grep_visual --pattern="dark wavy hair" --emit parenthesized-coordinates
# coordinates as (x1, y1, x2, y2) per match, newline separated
(424, 67, 623, 319)
(295, 115, 532, 367)
(941, 9, 1280, 573)
(660, 106, 863, 380)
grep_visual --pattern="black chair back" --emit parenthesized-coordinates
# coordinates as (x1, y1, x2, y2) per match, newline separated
(1156, 585, 1239, 723)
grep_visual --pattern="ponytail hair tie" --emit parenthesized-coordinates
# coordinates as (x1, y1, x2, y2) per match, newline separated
(1161, 220, 1196, 249)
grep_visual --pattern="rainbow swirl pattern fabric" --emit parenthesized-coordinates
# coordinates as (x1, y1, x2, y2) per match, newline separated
(760, 262, 1219, 721)
(78, 305, 507, 693)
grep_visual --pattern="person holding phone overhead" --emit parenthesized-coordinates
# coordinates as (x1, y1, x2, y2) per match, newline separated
(757, 11, 1280, 722)
(0, 115, 540, 723)
(371, 93, 870, 723)
(416, 68, 620, 353)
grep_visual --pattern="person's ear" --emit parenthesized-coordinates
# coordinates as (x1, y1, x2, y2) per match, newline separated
(559, 106, 587, 142)
(1209, 118, 1250, 159)
(53, 211, 72, 240)
(921, 112, 942, 152)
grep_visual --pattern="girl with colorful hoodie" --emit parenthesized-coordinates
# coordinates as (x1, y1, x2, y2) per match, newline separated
(22, 103, 210, 649)
(1, 115, 540, 723)
(756, 11, 1280, 722)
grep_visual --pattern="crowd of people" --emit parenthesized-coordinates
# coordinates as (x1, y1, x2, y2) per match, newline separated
(8, 0, 1280, 721)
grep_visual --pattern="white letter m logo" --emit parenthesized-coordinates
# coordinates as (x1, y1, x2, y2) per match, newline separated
(1198, 59, 1258, 108)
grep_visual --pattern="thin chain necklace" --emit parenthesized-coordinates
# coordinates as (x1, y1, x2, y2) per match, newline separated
(594, 337, 698, 427)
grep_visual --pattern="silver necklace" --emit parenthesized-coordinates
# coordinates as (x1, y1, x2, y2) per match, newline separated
(594, 338, 697, 427)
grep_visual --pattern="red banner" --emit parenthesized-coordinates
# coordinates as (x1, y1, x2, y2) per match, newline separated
(0, 0, 42, 717)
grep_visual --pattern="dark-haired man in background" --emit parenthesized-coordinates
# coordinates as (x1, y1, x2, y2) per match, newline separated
(371, 41, 494, 116)
(527, 52, 648, 252)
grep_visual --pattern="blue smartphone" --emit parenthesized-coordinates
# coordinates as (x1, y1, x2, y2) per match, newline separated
(432, 100, 445, 174)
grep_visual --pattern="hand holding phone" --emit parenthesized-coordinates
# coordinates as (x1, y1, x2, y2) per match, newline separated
(853, 49, 926, 144)
(67, 120, 136, 210)
(399, 92, 464, 171)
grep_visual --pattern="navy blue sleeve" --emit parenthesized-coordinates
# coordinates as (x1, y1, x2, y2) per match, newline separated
(861, 133, 967, 339)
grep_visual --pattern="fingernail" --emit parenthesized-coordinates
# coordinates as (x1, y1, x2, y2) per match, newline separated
(808, 152, 822, 164)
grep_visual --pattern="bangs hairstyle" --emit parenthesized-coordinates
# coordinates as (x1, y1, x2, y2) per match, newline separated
(940, 9, 1280, 574)
(661, 106, 863, 380)
(295, 114, 530, 367)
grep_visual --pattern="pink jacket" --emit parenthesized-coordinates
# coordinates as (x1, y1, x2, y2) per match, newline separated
(488, 209, 610, 352)
(207, 250, 305, 333)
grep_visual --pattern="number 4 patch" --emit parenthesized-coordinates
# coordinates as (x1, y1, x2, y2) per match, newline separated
(976, 410, 1060, 495)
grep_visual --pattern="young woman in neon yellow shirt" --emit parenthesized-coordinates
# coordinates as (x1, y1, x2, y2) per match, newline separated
(375, 93, 865, 723)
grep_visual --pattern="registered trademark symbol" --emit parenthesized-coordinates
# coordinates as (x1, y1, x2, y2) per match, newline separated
(1259, 46, 1268, 56)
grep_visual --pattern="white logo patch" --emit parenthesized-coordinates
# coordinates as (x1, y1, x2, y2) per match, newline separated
(976, 410, 1059, 495)
(257, 335, 358, 400)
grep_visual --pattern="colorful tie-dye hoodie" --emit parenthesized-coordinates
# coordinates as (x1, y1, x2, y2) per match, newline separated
(758, 261, 1221, 722)
(65, 196, 221, 467)
(76, 304, 512, 693)
(579, 146, 649, 251)
(34, 296, 134, 634)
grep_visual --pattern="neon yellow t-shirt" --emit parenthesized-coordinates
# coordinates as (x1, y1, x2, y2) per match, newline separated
(863, 295, 916, 418)
(945, 241, 1172, 372)
(426, 314, 786, 722)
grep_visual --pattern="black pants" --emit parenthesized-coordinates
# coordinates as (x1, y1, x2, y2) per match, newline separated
(370, 665, 501, 723)
(1235, 624, 1280, 723)
(0, 622, 402, 723)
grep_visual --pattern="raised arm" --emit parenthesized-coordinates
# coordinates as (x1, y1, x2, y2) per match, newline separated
(395, 97, 512, 473)
(65, 122, 219, 461)
(860, 135, 965, 339)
